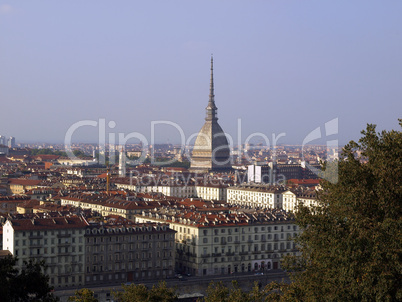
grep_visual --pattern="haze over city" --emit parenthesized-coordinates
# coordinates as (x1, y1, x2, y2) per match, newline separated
(1, 1, 401, 146)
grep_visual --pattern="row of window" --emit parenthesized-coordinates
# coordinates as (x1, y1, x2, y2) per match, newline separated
(86, 233, 172, 243)
(87, 251, 172, 262)
(200, 225, 297, 236)
(15, 246, 83, 256)
(201, 232, 296, 244)
(16, 230, 83, 237)
(86, 260, 173, 273)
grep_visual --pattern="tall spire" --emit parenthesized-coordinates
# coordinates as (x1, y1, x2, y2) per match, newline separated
(209, 55, 215, 105)
(206, 55, 217, 121)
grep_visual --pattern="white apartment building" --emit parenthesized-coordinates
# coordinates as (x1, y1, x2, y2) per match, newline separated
(115, 179, 195, 199)
(282, 190, 297, 212)
(227, 185, 284, 208)
(194, 184, 227, 201)
(227, 185, 318, 213)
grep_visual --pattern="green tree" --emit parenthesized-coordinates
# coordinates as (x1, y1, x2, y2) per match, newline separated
(280, 120, 402, 301)
(203, 281, 230, 302)
(149, 281, 178, 302)
(202, 280, 256, 302)
(68, 288, 98, 302)
(112, 281, 177, 302)
(0, 255, 59, 301)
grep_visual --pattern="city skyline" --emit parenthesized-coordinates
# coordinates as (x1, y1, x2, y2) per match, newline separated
(1, 1, 401, 146)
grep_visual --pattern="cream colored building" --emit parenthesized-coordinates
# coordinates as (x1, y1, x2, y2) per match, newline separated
(227, 185, 318, 213)
(60, 194, 154, 221)
(115, 179, 195, 199)
(282, 190, 297, 212)
(136, 208, 299, 276)
(227, 185, 284, 208)
(195, 184, 227, 201)
(8, 179, 43, 195)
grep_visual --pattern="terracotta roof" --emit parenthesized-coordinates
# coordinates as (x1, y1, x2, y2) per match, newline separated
(8, 215, 89, 231)
(8, 179, 42, 186)
(17, 199, 40, 209)
(32, 154, 60, 161)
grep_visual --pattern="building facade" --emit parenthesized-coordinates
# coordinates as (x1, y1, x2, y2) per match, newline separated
(136, 208, 299, 276)
(2, 215, 88, 288)
(227, 185, 285, 208)
(84, 221, 176, 285)
(2, 213, 176, 288)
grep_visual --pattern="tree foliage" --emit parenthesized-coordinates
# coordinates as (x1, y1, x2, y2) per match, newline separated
(279, 120, 402, 301)
(0, 255, 59, 301)
(201, 280, 298, 302)
(68, 288, 98, 302)
(112, 281, 177, 302)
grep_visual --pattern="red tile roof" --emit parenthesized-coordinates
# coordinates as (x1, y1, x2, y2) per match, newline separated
(8, 179, 42, 186)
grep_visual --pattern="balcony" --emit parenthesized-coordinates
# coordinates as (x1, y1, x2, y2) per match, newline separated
(212, 253, 221, 257)
(29, 243, 42, 248)
(239, 251, 248, 255)
(252, 251, 261, 254)
(220, 241, 227, 245)
(225, 252, 235, 256)
(247, 240, 253, 243)
(29, 234, 43, 239)
(59, 251, 71, 256)
(58, 242, 70, 247)
(57, 234, 71, 238)
(201, 254, 210, 258)
(234, 240, 240, 244)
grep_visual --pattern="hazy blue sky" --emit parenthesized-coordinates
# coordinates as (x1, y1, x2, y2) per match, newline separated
(0, 1, 401, 146)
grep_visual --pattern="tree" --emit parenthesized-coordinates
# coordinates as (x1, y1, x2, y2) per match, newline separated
(203, 281, 230, 302)
(202, 280, 291, 302)
(68, 288, 98, 302)
(112, 281, 177, 302)
(0, 255, 59, 301)
(280, 120, 402, 301)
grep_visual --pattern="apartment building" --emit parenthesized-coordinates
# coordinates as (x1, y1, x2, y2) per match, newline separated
(2, 212, 177, 288)
(0, 196, 31, 213)
(8, 179, 44, 195)
(2, 214, 88, 288)
(194, 183, 227, 201)
(84, 219, 176, 285)
(114, 177, 196, 199)
(60, 193, 156, 221)
(136, 207, 299, 276)
(228, 184, 318, 212)
(227, 184, 285, 208)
